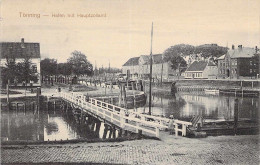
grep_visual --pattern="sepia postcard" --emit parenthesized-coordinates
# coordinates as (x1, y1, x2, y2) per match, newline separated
(0, 0, 259, 164)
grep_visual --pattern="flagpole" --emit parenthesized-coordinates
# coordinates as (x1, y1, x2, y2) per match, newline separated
(148, 22, 153, 115)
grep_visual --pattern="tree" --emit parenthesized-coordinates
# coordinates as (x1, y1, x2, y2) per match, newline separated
(1, 54, 17, 86)
(17, 54, 38, 83)
(67, 50, 93, 76)
(57, 63, 72, 76)
(163, 44, 190, 78)
(170, 56, 187, 71)
(163, 44, 195, 60)
(40, 58, 58, 76)
(194, 44, 228, 58)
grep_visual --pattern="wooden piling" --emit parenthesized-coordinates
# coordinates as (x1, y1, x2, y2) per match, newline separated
(108, 127, 112, 138)
(91, 122, 95, 131)
(112, 126, 116, 138)
(118, 128, 123, 137)
(131, 82, 134, 90)
(95, 121, 101, 135)
(119, 84, 122, 106)
(36, 87, 41, 111)
(234, 98, 239, 135)
(102, 125, 108, 139)
(138, 129, 142, 139)
(122, 84, 127, 108)
(123, 130, 128, 136)
(6, 80, 10, 110)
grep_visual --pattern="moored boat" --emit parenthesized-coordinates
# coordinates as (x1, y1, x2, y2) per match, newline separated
(204, 89, 219, 95)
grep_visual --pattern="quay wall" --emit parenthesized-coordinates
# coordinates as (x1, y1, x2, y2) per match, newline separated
(144, 79, 260, 90)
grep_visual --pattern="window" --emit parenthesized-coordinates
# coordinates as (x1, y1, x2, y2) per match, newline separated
(32, 65, 37, 73)
(250, 61, 252, 66)
(250, 69, 252, 73)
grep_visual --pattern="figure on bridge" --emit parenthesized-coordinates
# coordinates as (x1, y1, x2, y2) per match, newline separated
(168, 115, 175, 135)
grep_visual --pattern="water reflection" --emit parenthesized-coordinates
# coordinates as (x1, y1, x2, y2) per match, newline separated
(1, 107, 120, 142)
(134, 92, 259, 122)
(2, 92, 258, 141)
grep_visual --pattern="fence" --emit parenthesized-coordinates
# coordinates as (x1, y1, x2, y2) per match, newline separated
(60, 92, 192, 138)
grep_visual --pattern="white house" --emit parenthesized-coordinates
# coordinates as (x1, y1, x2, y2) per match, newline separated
(0, 38, 41, 86)
(122, 54, 176, 79)
(184, 61, 218, 79)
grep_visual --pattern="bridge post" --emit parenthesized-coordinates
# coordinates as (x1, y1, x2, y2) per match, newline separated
(155, 127, 159, 138)
(182, 124, 187, 136)
(111, 98, 113, 105)
(90, 98, 92, 105)
(110, 111, 114, 123)
(95, 99, 98, 106)
(112, 105, 115, 112)
(136, 122, 140, 133)
(174, 123, 178, 136)
(120, 110, 125, 128)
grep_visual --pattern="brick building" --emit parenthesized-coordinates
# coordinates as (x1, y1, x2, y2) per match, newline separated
(217, 45, 259, 79)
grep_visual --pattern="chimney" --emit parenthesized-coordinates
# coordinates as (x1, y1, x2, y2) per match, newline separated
(232, 45, 235, 50)
(238, 45, 242, 49)
(21, 38, 25, 48)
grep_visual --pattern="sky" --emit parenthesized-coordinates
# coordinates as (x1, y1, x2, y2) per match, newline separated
(1, 0, 259, 68)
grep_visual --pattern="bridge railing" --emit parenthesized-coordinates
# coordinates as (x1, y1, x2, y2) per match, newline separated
(59, 92, 192, 137)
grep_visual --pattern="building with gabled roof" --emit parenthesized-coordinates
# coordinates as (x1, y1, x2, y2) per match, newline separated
(217, 45, 259, 79)
(122, 54, 176, 79)
(0, 38, 41, 86)
(183, 60, 218, 79)
(122, 57, 140, 66)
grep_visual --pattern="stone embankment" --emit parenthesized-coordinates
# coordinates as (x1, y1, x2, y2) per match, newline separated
(1, 135, 259, 164)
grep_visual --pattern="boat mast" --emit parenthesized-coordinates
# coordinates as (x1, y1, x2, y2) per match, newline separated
(148, 22, 153, 115)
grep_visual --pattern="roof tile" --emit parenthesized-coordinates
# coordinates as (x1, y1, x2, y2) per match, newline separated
(186, 61, 208, 71)
(0, 42, 40, 59)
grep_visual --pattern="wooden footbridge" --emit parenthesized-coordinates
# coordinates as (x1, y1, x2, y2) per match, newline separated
(59, 92, 192, 139)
